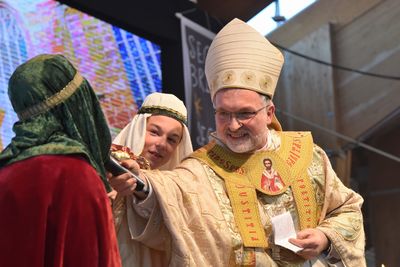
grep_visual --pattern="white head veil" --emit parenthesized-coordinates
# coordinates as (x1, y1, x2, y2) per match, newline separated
(113, 92, 193, 170)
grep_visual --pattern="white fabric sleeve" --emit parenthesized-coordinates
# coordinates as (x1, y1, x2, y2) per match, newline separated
(132, 182, 155, 219)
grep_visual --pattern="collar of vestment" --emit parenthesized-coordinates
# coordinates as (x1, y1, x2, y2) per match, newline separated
(190, 131, 317, 248)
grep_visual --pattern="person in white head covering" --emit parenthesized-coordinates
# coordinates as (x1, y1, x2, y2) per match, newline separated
(109, 19, 365, 267)
(109, 92, 193, 267)
(112, 92, 192, 170)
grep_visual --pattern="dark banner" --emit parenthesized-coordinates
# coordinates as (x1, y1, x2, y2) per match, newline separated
(178, 14, 216, 149)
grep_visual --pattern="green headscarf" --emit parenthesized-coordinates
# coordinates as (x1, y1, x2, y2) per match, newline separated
(0, 54, 112, 191)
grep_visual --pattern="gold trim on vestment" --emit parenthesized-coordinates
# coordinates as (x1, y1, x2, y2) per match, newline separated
(190, 131, 317, 248)
(279, 132, 318, 229)
(17, 72, 83, 121)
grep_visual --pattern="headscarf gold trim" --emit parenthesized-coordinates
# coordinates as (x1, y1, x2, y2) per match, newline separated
(17, 72, 83, 121)
(138, 105, 187, 126)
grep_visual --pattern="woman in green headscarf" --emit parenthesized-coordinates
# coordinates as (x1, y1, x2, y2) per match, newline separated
(0, 54, 121, 267)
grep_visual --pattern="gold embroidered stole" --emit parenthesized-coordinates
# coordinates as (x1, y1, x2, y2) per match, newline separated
(190, 131, 317, 248)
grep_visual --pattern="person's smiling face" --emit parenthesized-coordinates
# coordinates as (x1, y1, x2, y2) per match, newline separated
(141, 115, 183, 169)
(214, 88, 274, 153)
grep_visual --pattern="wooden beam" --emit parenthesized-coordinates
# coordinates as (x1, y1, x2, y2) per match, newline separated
(268, 0, 382, 47)
(334, 150, 352, 186)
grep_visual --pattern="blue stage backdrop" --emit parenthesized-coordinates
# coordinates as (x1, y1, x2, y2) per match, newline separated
(0, 0, 162, 150)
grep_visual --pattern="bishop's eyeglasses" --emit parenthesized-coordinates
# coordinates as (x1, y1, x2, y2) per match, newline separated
(214, 105, 269, 124)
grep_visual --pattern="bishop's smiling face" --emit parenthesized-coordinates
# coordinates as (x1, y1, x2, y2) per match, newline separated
(214, 88, 274, 153)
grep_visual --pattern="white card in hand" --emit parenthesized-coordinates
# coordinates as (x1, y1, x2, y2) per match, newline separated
(271, 211, 303, 253)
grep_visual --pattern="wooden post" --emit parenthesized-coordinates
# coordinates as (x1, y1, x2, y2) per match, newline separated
(334, 149, 352, 186)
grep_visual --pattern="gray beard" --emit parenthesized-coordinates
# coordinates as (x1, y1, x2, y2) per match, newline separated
(225, 131, 266, 153)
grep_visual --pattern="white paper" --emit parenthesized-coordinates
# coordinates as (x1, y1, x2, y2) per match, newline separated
(271, 211, 303, 253)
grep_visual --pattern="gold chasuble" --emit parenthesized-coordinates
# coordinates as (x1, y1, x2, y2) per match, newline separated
(191, 131, 318, 248)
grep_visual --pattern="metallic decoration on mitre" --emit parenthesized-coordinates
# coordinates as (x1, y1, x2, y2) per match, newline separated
(205, 18, 284, 101)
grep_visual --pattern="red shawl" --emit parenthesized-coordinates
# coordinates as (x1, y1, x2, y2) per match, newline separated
(0, 155, 121, 267)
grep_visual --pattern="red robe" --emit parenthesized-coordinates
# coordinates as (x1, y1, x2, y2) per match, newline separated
(0, 155, 121, 267)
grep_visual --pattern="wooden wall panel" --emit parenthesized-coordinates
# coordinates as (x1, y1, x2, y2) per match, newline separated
(267, 1, 400, 264)
(365, 124, 400, 266)
(333, 0, 400, 137)
(268, 0, 382, 48)
(274, 24, 338, 151)
(270, 0, 400, 140)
